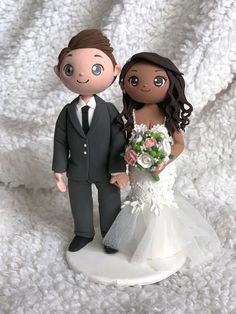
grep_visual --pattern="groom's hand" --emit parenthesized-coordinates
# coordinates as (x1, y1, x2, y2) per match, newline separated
(54, 172, 67, 192)
(110, 173, 129, 189)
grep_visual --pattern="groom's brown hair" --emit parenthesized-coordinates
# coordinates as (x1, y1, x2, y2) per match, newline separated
(56, 29, 117, 71)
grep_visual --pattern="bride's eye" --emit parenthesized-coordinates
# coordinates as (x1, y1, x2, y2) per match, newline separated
(128, 76, 139, 87)
(153, 76, 167, 87)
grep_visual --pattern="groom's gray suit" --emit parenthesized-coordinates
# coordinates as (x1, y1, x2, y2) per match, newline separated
(52, 95, 126, 238)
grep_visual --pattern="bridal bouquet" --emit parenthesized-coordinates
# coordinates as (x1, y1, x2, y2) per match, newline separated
(122, 126, 173, 181)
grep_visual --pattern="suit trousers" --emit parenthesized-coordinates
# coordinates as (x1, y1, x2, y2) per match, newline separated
(68, 179, 121, 238)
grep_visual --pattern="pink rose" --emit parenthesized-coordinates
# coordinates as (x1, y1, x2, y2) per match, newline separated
(124, 149, 137, 166)
(145, 137, 157, 148)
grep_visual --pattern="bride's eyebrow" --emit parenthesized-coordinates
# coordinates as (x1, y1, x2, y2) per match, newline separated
(130, 69, 138, 72)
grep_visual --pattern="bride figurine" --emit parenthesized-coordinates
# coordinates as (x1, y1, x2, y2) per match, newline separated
(103, 52, 221, 271)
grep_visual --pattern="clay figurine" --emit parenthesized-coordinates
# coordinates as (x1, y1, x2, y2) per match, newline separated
(52, 29, 128, 253)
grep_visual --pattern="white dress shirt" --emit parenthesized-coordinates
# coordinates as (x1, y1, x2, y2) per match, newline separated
(76, 96, 96, 127)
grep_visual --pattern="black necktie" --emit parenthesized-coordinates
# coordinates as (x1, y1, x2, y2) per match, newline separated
(81, 106, 90, 135)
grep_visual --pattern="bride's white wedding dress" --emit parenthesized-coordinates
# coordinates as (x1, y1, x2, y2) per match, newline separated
(103, 116, 221, 271)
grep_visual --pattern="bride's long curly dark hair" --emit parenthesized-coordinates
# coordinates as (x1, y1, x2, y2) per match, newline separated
(117, 52, 193, 135)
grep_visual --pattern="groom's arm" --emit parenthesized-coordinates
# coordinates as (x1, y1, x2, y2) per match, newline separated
(52, 105, 69, 173)
(106, 103, 127, 174)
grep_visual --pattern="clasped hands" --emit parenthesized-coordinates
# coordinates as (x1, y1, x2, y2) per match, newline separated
(110, 173, 129, 189)
(54, 172, 129, 192)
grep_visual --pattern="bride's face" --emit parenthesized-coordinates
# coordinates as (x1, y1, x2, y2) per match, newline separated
(122, 62, 170, 104)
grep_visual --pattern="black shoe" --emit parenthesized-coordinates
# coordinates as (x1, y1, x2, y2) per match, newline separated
(104, 245, 118, 254)
(68, 235, 93, 252)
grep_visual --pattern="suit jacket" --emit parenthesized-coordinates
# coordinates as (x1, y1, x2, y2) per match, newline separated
(52, 95, 126, 182)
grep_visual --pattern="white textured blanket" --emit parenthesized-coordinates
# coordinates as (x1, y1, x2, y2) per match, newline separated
(0, 0, 235, 313)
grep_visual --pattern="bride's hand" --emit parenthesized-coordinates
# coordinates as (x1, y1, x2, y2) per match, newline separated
(151, 162, 167, 176)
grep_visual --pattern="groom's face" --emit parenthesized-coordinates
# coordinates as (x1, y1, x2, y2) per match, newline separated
(55, 48, 120, 96)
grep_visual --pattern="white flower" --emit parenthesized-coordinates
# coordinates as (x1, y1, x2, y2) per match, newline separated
(129, 133, 142, 145)
(136, 135, 143, 142)
(151, 124, 168, 136)
(137, 153, 154, 168)
(159, 138, 171, 155)
(134, 124, 148, 134)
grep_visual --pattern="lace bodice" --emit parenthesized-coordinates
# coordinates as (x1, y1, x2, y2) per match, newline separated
(125, 111, 177, 216)
(131, 108, 166, 131)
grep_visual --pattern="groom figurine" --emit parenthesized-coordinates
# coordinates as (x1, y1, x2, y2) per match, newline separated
(52, 29, 128, 253)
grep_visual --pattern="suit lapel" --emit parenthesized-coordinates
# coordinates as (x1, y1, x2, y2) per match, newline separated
(67, 96, 86, 138)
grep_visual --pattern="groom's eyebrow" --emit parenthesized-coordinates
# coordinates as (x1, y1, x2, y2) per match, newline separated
(94, 54, 103, 58)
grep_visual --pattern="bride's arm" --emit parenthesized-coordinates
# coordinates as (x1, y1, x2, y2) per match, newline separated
(169, 130, 185, 162)
(152, 130, 184, 175)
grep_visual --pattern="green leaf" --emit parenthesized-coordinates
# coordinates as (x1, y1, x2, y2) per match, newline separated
(137, 164, 143, 170)
(152, 174, 160, 181)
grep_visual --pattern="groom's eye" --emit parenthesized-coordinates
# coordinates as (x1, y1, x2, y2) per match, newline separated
(63, 64, 73, 77)
(91, 64, 104, 76)
(128, 76, 139, 87)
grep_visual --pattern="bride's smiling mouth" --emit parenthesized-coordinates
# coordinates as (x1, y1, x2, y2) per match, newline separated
(77, 79, 89, 84)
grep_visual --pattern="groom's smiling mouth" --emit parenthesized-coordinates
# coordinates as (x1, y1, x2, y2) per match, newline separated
(77, 79, 89, 84)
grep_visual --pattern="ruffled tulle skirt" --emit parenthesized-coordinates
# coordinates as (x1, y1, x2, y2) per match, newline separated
(103, 192, 221, 271)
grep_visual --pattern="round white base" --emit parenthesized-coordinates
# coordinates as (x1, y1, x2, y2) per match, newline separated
(66, 232, 185, 286)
